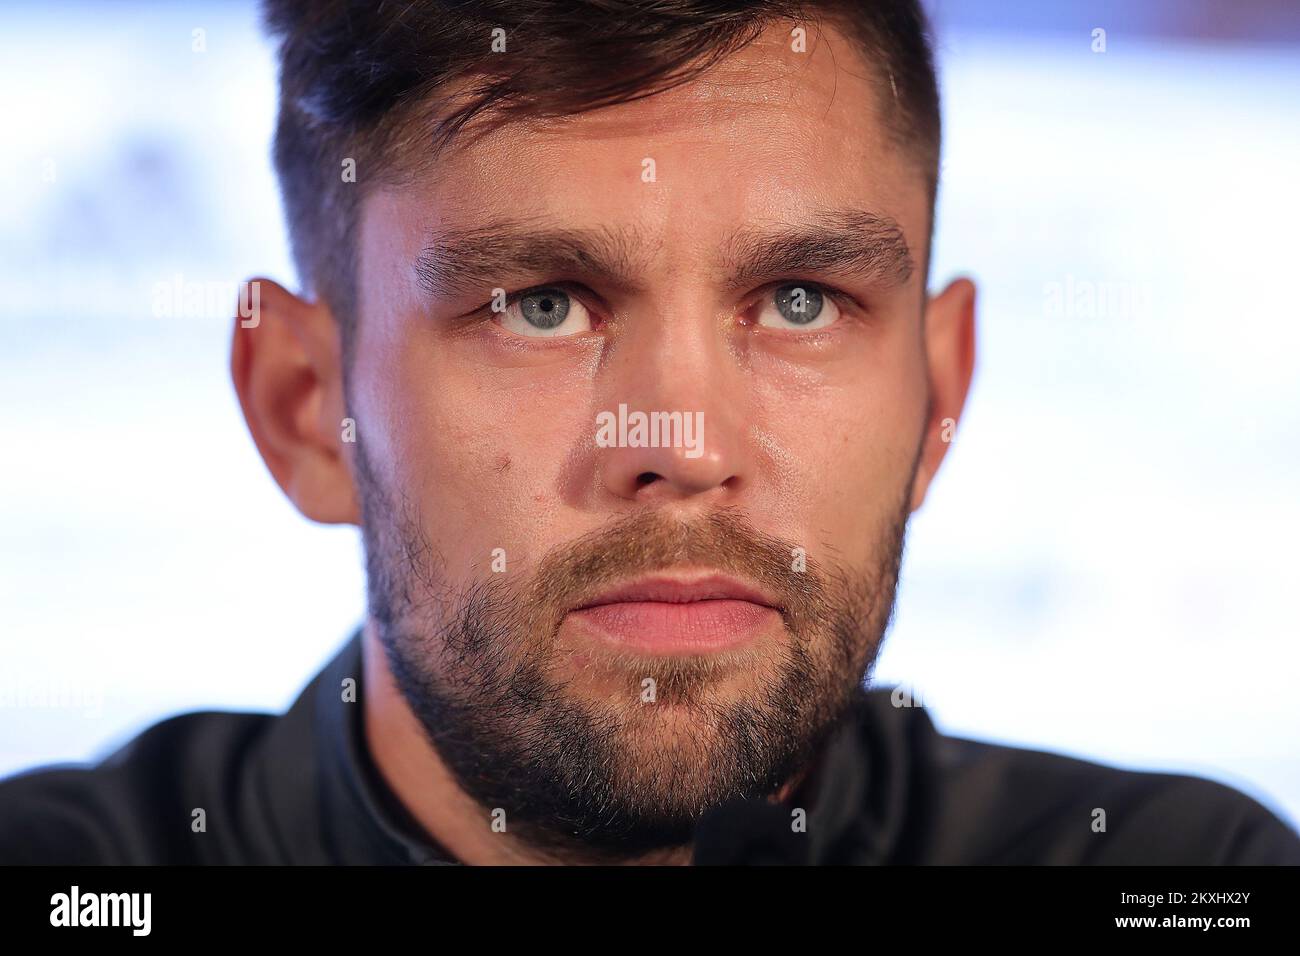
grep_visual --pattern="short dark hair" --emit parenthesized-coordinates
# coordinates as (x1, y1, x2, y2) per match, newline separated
(262, 0, 941, 343)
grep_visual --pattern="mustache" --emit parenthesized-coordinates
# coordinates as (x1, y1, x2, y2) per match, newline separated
(524, 507, 844, 634)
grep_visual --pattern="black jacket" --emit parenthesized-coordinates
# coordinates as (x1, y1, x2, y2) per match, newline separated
(1, 630, 1296, 865)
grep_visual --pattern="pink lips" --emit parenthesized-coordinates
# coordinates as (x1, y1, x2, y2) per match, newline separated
(566, 573, 782, 654)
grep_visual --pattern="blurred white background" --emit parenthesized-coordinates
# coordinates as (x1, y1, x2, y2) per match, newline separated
(1, 2, 1297, 829)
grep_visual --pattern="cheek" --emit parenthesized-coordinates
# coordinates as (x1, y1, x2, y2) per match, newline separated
(359, 337, 598, 577)
(749, 327, 925, 552)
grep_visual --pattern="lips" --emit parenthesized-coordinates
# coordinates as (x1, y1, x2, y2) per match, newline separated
(565, 572, 783, 654)
(574, 574, 779, 611)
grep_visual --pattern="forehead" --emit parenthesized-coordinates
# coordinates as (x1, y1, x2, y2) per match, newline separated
(364, 20, 928, 282)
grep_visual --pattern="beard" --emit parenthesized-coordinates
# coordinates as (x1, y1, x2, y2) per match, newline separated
(354, 439, 914, 861)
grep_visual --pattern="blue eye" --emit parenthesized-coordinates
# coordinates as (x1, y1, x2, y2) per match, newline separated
(519, 289, 570, 329)
(775, 285, 823, 323)
(498, 286, 593, 338)
(757, 284, 840, 330)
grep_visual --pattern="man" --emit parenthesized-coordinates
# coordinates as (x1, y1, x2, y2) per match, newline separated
(1, 0, 1296, 865)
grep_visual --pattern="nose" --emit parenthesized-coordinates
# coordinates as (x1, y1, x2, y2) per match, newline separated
(601, 417, 738, 501)
(595, 319, 748, 507)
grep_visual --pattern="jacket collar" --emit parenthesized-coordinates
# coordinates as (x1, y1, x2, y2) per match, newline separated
(267, 629, 922, 865)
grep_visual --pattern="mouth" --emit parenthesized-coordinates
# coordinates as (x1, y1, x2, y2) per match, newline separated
(565, 571, 783, 655)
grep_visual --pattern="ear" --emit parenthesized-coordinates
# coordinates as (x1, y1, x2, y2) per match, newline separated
(909, 277, 976, 512)
(229, 277, 360, 524)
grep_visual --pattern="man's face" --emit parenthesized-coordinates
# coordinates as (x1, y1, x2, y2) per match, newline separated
(344, 22, 940, 854)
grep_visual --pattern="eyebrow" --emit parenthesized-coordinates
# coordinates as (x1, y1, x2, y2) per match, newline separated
(413, 207, 915, 301)
(414, 220, 648, 300)
(721, 209, 915, 290)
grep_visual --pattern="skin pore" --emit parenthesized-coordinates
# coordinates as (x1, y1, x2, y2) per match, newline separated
(231, 20, 975, 865)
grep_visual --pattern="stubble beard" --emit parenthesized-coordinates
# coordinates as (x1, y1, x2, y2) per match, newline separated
(355, 437, 915, 861)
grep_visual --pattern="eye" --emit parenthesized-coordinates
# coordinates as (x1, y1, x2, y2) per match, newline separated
(755, 283, 841, 330)
(497, 287, 593, 338)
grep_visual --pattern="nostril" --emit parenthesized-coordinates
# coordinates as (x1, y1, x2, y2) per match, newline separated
(635, 472, 661, 488)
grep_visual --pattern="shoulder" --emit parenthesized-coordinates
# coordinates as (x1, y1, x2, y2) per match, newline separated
(860, 689, 1300, 864)
(0, 709, 273, 864)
